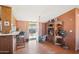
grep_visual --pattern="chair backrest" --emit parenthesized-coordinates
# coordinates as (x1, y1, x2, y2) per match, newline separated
(19, 31, 25, 35)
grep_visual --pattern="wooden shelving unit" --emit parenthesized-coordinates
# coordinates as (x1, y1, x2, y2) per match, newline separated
(46, 18, 65, 46)
(54, 19, 64, 45)
(47, 19, 55, 43)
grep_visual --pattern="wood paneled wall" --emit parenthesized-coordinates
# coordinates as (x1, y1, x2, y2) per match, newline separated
(75, 8, 79, 50)
(16, 20, 29, 32)
(39, 22, 47, 36)
(57, 9, 76, 50)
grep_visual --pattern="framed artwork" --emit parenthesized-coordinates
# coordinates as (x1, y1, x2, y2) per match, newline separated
(4, 21, 9, 26)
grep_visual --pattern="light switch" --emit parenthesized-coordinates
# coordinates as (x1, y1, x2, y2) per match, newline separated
(69, 30, 73, 33)
(77, 14, 79, 16)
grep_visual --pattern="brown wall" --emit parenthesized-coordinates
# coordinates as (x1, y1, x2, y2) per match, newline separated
(57, 9, 76, 50)
(75, 8, 79, 50)
(16, 20, 29, 32)
(42, 23, 47, 35)
(39, 22, 47, 36)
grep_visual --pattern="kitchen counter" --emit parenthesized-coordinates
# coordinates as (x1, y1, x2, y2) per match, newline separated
(0, 31, 20, 54)
(0, 32, 20, 36)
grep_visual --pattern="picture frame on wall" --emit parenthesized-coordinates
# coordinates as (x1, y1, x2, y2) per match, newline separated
(4, 21, 9, 26)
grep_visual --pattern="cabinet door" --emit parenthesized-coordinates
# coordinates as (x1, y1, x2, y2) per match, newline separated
(1, 6, 11, 33)
(0, 36, 10, 53)
(0, 36, 13, 54)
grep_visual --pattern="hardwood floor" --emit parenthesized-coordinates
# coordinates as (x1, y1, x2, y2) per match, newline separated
(15, 40, 79, 54)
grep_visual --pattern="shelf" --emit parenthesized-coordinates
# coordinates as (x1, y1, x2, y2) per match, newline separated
(48, 27, 54, 28)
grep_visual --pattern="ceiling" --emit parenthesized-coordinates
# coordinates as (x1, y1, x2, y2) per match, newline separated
(12, 5, 79, 22)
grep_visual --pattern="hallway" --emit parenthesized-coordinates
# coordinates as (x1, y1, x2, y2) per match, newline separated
(15, 40, 78, 54)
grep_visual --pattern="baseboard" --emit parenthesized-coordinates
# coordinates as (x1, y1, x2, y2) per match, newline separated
(75, 48, 79, 51)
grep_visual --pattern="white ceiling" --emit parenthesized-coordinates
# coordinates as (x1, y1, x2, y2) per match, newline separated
(12, 5, 79, 22)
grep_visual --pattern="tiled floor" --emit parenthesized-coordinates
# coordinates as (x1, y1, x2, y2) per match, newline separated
(15, 40, 78, 54)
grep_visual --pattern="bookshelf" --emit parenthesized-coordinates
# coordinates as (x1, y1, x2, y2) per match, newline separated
(47, 19, 55, 43)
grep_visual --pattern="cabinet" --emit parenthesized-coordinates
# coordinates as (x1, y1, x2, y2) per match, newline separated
(54, 19, 66, 46)
(0, 36, 13, 53)
(47, 19, 55, 43)
(46, 18, 66, 46)
(0, 5, 11, 33)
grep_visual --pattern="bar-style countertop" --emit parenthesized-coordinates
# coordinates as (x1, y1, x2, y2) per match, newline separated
(0, 31, 20, 54)
(0, 32, 20, 36)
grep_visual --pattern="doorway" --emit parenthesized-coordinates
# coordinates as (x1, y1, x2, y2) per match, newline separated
(28, 21, 38, 42)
